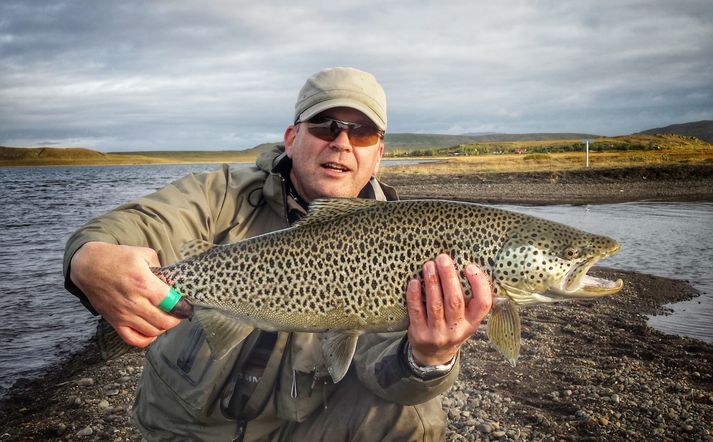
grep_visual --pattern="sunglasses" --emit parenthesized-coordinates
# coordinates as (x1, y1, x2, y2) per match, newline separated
(297, 116, 385, 147)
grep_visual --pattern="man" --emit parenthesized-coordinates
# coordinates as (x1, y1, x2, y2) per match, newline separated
(64, 67, 493, 441)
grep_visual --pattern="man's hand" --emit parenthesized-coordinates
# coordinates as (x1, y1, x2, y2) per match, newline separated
(406, 254, 493, 366)
(70, 242, 181, 348)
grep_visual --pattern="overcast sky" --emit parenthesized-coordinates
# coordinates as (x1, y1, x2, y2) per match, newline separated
(1, 1, 712, 151)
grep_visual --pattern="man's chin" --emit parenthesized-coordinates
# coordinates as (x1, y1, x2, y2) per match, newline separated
(306, 178, 356, 199)
(311, 187, 358, 201)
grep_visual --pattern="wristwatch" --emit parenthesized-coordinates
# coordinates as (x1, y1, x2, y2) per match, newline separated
(405, 342, 457, 380)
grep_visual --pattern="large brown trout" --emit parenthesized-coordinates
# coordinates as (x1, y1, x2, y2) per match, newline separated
(101, 199, 623, 382)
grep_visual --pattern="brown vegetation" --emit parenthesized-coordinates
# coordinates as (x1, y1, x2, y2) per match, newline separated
(381, 135, 713, 177)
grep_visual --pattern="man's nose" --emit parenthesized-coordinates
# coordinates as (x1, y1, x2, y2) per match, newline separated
(329, 129, 353, 151)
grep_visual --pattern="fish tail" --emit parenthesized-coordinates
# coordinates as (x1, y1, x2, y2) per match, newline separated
(96, 318, 134, 360)
(96, 297, 194, 360)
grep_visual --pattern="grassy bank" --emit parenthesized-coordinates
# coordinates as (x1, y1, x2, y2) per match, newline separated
(0, 147, 258, 167)
(380, 135, 713, 177)
(385, 134, 708, 158)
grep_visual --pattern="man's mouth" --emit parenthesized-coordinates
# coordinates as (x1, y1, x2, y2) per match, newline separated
(322, 162, 351, 173)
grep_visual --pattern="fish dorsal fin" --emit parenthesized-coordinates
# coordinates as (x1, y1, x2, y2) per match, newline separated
(180, 239, 216, 260)
(193, 308, 254, 360)
(487, 299, 521, 367)
(321, 331, 361, 383)
(294, 198, 382, 228)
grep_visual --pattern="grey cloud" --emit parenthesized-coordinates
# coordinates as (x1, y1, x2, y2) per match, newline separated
(1, 0, 711, 150)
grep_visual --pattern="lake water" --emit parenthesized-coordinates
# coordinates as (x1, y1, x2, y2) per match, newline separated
(0, 164, 711, 398)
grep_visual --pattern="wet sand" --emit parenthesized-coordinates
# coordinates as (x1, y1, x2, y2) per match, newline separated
(1, 166, 712, 441)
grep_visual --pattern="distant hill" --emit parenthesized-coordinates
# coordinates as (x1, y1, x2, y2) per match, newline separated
(238, 142, 283, 155)
(637, 120, 713, 144)
(384, 132, 600, 150)
(0, 146, 167, 167)
(0, 146, 107, 160)
(236, 133, 602, 153)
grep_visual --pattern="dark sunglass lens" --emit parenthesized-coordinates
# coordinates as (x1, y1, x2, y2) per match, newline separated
(349, 126, 379, 146)
(304, 120, 335, 142)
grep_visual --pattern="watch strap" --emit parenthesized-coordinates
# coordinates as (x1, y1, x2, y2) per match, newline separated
(405, 342, 457, 380)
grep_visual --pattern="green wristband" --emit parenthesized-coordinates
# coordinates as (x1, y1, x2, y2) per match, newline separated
(159, 288, 182, 313)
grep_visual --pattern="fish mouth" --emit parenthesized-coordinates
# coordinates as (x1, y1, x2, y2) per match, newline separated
(558, 245, 623, 298)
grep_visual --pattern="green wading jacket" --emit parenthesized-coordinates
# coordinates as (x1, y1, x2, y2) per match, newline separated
(63, 146, 460, 428)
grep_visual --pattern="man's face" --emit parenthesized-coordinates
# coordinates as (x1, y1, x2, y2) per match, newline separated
(284, 107, 384, 203)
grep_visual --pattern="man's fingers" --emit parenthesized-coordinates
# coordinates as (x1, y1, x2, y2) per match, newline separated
(138, 246, 162, 269)
(127, 262, 170, 306)
(141, 296, 183, 330)
(406, 279, 427, 329)
(422, 260, 445, 328)
(119, 265, 182, 329)
(435, 254, 465, 325)
(116, 325, 158, 348)
(127, 313, 166, 338)
(464, 264, 493, 323)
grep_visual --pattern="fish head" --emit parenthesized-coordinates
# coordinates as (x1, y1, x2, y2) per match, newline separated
(493, 219, 623, 305)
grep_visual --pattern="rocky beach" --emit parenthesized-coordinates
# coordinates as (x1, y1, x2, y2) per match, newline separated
(1, 165, 712, 441)
(380, 164, 713, 205)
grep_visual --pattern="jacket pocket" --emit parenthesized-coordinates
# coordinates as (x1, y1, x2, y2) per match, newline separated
(145, 320, 241, 416)
(274, 338, 336, 423)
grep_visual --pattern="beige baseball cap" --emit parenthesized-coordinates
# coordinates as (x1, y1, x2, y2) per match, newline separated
(294, 67, 387, 131)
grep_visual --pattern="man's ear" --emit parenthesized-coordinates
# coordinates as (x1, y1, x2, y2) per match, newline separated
(373, 141, 385, 174)
(284, 125, 297, 157)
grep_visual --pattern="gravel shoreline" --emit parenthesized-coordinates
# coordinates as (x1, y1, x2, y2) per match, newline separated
(381, 164, 713, 205)
(1, 166, 712, 441)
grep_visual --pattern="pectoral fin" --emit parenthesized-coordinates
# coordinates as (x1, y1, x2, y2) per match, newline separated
(321, 331, 360, 383)
(194, 308, 254, 359)
(487, 300, 521, 366)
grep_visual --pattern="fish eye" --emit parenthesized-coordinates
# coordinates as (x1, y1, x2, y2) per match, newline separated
(562, 246, 581, 259)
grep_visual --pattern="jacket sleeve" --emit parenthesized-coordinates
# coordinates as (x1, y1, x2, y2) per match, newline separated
(62, 164, 265, 314)
(352, 332, 460, 405)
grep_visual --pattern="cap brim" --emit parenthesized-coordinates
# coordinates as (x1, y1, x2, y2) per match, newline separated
(297, 98, 386, 131)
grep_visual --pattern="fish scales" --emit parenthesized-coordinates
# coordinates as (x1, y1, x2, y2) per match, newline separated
(138, 198, 623, 381)
(159, 201, 517, 329)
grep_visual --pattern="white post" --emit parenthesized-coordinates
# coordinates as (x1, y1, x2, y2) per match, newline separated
(586, 140, 590, 168)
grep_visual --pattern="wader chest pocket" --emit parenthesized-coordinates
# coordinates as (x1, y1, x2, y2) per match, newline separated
(146, 320, 240, 414)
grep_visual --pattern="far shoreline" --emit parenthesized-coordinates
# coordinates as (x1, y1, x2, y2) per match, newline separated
(381, 164, 713, 205)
